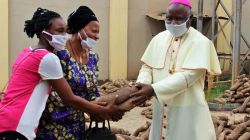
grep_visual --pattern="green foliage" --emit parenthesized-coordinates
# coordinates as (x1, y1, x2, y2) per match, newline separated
(205, 82, 231, 102)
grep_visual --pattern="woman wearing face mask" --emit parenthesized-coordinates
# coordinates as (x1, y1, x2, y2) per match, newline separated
(36, 6, 107, 140)
(0, 8, 124, 140)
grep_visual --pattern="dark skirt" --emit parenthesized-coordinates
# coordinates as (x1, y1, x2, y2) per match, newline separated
(0, 131, 28, 140)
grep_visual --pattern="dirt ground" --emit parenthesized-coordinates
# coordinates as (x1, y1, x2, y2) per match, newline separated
(110, 106, 152, 134)
(110, 106, 248, 134)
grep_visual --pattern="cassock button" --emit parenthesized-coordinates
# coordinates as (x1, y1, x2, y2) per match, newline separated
(163, 125, 167, 128)
(164, 104, 167, 107)
(164, 115, 167, 118)
(169, 70, 173, 74)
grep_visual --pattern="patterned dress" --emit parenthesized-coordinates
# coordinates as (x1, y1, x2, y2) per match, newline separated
(36, 48, 100, 140)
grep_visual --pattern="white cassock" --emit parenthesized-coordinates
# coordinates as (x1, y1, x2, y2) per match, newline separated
(136, 27, 221, 140)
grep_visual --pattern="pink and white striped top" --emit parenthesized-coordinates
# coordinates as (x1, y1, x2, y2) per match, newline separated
(0, 47, 63, 140)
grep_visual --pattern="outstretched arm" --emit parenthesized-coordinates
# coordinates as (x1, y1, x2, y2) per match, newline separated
(39, 53, 125, 121)
(152, 69, 206, 103)
(131, 69, 206, 106)
(49, 78, 124, 121)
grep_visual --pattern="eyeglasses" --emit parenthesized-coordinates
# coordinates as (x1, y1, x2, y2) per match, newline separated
(165, 17, 189, 25)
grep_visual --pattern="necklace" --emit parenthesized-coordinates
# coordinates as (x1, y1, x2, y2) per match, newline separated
(68, 39, 86, 65)
(79, 56, 83, 64)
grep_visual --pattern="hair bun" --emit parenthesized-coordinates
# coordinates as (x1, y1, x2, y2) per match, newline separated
(24, 19, 36, 38)
(24, 7, 61, 38)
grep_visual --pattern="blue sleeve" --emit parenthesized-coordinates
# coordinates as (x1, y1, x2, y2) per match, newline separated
(89, 51, 100, 97)
(53, 48, 71, 75)
(54, 48, 71, 63)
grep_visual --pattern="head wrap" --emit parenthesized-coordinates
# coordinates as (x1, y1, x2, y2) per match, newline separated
(67, 6, 98, 34)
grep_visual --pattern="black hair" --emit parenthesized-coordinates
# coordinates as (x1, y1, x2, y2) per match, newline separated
(24, 8, 61, 38)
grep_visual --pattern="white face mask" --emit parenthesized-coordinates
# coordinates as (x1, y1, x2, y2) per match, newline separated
(165, 18, 189, 37)
(42, 31, 69, 51)
(78, 30, 97, 49)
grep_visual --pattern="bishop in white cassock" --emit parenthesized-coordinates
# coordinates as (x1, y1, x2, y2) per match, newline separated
(130, 0, 221, 140)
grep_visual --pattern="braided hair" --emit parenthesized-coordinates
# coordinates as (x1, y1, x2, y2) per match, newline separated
(24, 8, 61, 38)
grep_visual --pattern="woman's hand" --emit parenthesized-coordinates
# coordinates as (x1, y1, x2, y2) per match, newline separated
(105, 95, 126, 121)
(91, 95, 126, 122)
(90, 101, 108, 121)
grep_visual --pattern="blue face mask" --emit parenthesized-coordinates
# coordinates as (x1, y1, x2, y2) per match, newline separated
(165, 18, 189, 37)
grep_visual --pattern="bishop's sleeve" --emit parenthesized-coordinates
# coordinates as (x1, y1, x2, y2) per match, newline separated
(152, 69, 206, 103)
(136, 64, 153, 84)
